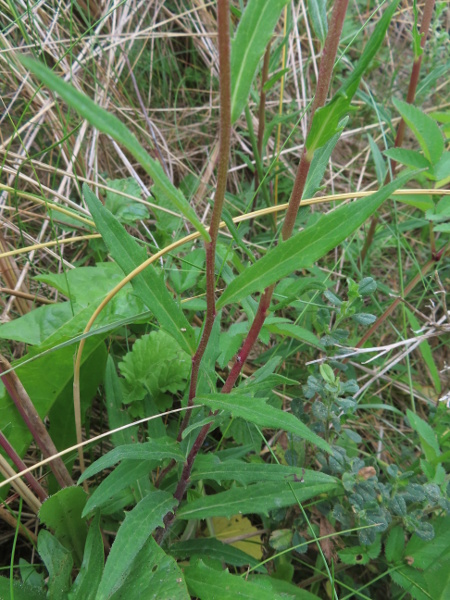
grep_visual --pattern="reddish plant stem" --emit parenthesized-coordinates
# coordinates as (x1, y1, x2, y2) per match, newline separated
(0, 430, 47, 501)
(0, 356, 73, 489)
(223, 0, 350, 388)
(222, 285, 274, 393)
(311, 0, 349, 115)
(177, 0, 231, 439)
(360, 0, 436, 264)
(156, 0, 350, 541)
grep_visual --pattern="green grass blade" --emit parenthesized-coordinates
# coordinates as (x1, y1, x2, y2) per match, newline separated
(19, 55, 210, 242)
(217, 171, 416, 308)
(230, 0, 290, 124)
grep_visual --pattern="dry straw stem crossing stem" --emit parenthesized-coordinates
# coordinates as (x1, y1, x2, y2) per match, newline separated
(0, 406, 199, 493)
(2, 189, 446, 262)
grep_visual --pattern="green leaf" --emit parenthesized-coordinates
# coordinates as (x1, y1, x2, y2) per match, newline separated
(306, 93, 351, 156)
(77, 438, 185, 484)
(368, 134, 387, 184)
(170, 538, 263, 570)
(39, 487, 88, 566)
(217, 171, 416, 308)
(83, 185, 196, 355)
(385, 526, 405, 563)
(119, 330, 190, 402)
(178, 478, 338, 520)
(248, 575, 322, 599)
(191, 455, 336, 486)
(0, 339, 105, 484)
(384, 148, 431, 170)
(95, 491, 178, 600)
(103, 177, 148, 224)
(0, 302, 73, 345)
(303, 129, 345, 199)
(319, 364, 335, 384)
(108, 537, 189, 600)
(104, 355, 137, 448)
(307, 0, 328, 45)
(392, 98, 444, 164)
(38, 530, 73, 600)
(20, 55, 209, 241)
(230, 0, 290, 123)
(358, 277, 377, 295)
(307, 0, 401, 156)
(69, 514, 104, 600)
(82, 460, 155, 517)
(265, 322, 325, 350)
(352, 312, 377, 325)
(406, 409, 440, 461)
(0, 577, 46, 600)
(184, 560, 307, 600)
(197, 393, 331, 453)
(340, 0, 401, 96)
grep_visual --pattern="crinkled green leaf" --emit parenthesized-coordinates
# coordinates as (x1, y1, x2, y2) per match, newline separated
(119, 330, 190, 403)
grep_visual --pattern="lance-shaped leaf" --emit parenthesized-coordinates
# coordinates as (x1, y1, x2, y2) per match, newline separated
(19, 55, 209, 242)
(230, 0, 290, 123)
(83, 185, 197, 355)
(95, 491, 177, 600)
(178, 478, 339, 520)
(197, 393, 331, 453)
(217, 171, 416, 308)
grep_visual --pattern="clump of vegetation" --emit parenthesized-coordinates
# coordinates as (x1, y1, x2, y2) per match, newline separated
(0, 1, 449, 599)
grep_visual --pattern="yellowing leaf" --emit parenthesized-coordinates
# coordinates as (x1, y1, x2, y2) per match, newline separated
(212, 515, 263, 560)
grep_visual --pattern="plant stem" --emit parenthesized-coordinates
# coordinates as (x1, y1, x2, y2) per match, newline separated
(0, 355, 73, 489)
(223, 0, 350, 387)
(157, 0, 350, 539)
(0, 430, 47, 501)
(177, 0, 231, 439)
